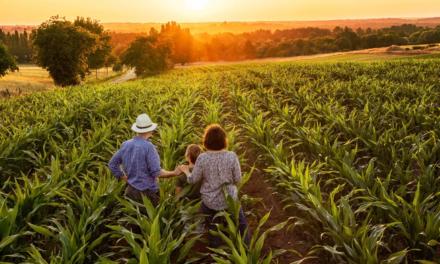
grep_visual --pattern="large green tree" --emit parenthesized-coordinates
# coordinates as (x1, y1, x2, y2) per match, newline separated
(122, 35, 171, 76)
(32, 16, 97, 86)
(0, 43, 18, 77)
(74, 17, 112, 78)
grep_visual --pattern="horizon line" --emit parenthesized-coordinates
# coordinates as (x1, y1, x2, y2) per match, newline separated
(1, 15, 440, 27)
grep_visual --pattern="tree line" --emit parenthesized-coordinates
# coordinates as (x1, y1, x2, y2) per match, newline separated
(0, 30, 33, 63)
(111, 23, 440, 67)
(192, 24, 440, 60)
(1, 18, 440, 86)
(0, 30, 30, 78)
(121, 22, 193, 76)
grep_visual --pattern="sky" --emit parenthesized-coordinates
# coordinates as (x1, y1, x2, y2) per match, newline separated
(1, 0, 440, 25)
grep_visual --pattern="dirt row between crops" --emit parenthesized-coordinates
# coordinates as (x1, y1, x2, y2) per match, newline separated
(214, 83, 315, 263)
(241, 154, 313, 263)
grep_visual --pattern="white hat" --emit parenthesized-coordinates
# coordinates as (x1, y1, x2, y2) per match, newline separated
(131, 113, 158, 133)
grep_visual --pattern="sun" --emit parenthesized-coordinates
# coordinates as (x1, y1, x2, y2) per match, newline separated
(185, 0, 208, 11)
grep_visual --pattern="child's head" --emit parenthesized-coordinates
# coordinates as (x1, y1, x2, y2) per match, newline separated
(185, 144, 202, 165)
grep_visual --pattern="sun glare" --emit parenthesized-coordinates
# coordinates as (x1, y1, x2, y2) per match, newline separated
(185, 0, 208, 11)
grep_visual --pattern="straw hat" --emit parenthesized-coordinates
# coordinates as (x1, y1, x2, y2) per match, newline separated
(131, 113, 158, 133)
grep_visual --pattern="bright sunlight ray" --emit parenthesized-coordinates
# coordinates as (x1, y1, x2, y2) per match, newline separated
(185, 0, 208, 11)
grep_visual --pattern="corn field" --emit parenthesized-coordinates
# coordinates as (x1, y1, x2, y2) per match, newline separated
(1, 59, 440, 263)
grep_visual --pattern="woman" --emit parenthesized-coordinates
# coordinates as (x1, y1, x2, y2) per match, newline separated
(179, 124, 249, 247)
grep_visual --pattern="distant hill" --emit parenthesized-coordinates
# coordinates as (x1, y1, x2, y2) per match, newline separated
(2, 17, 440, 34)
(101, 18, 440, 35)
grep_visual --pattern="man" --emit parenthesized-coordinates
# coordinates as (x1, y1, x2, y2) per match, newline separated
(108, 113, 180, 206)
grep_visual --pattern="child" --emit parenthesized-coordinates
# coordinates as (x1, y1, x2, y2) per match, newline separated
(176, 144, 203, 199)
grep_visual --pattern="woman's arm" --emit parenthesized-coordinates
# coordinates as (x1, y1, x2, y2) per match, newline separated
(180, 159, 203, 184)
(232, 154, 242, 184)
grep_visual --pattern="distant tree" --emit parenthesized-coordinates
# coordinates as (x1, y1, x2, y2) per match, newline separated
(0, 43, 18, 77)
(335, 27, 360, 50)
(149, 28, 160, 39)
(356, 27, 365, 36)
(122, 35, 171, 76)
(0, 30, 33, 63)
(313, 37, 338, 52)
(160, 22, 194, 65)
(112, 60, 123, 72)
(333, 26, 344, 35)
(74, 17, 112, 78)
(32, 16, 98, 86)
(243, 40, 256, 59)
(105, 54, 117, 75)
(409, 31, 422, 44)
(417, 29, 440, 44)
(362, 34, 380, 48)
(0, 30, 5, 42)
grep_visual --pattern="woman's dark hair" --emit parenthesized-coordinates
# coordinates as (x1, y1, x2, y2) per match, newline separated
(203, 124, 228, 151)
(186, 144, 202, 164)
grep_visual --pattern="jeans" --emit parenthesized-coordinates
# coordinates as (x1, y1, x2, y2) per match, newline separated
(201, 203, 250, 248)
(124, 184, 160, 207)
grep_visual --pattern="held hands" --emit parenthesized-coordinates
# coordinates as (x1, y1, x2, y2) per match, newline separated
(158, 166, 183, 179)
(178, 164, 190, 176)
(173, 165, 183, 175)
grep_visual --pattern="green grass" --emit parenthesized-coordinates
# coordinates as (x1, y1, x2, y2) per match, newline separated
(1, 58, 440, 263)
(0, 65, 119, 97)
(298, 53, 424, 62)
(311, 52, 440, 62)
(0, 65, 55, 96)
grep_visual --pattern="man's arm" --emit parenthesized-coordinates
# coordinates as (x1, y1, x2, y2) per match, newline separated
(146, 144, 162, 179)
(159, 168, 182, 179)
(146, 144, 181, 179)
(108, 147, 126, 180)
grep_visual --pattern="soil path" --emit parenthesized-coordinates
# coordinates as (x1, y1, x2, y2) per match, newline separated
(111, 69, 137, 83)
(241, 162, 311, 263)
(219, 85, 313, 263)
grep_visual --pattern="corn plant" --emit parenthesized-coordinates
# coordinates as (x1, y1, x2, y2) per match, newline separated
(107, 196, 201, 263)
(2, 59, 440, 263)
(204, 175, 288, 264)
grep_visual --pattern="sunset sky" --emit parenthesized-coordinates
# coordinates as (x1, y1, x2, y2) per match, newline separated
(1, 0, 440, 25)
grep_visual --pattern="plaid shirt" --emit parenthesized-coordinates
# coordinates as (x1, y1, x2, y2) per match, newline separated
(109, 136, 161, 191)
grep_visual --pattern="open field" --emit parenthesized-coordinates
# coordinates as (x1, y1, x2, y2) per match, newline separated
(2, 45, 439, 98)
(180, 43, 440, 67)
(1, 57, 440, 263)
(0, 65, 55, 96)
(0, 65, 120, 97)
